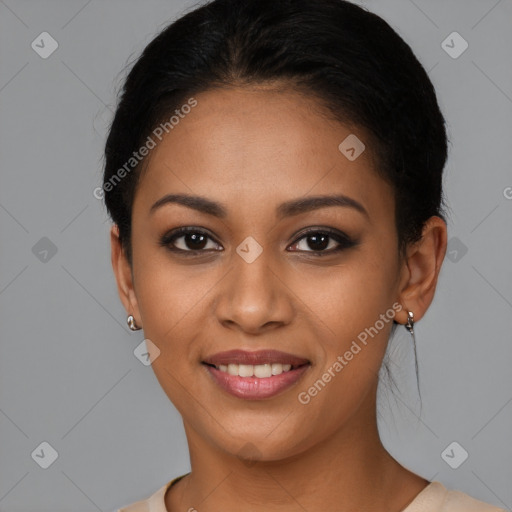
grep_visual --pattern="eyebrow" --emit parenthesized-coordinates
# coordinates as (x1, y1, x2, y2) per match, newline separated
(149, 193, 369, 219)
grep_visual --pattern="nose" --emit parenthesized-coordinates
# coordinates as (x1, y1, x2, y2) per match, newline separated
(214, 246, 295, 335)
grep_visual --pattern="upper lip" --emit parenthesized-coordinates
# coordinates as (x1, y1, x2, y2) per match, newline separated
(202, 349, 310, 367)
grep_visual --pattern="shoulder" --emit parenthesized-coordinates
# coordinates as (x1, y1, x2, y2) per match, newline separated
(115, 473, 188, 512)
(441, 487, 507, 512)
(404, 481, 507, 512)
(115, 495, 150, 512)
(115, 491, 155, 512)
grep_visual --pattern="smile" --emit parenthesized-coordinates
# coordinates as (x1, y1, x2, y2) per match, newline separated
(202, 349, 311, 399)
(203, 358, 311, 402)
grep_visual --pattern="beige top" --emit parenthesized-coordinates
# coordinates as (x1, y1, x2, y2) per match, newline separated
(116, 474, 507, 512)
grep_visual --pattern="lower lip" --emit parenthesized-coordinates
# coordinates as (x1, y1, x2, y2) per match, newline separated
(203, 364, 310, 400)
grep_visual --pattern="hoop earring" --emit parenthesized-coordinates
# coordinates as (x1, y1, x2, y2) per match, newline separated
(127, 314, 141, 331)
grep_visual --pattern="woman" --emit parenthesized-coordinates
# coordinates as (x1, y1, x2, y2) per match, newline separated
(103, 0, 506, 510)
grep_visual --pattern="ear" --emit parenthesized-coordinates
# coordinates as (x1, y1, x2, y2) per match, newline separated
(110, 224, 142, 328)
(395, 216, 447, 325)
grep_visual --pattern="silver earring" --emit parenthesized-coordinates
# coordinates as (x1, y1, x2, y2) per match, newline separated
(127, 314, 141, 331)
(405, 311, 414, 336)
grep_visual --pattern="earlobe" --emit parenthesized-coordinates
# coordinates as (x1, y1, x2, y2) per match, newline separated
(395, 216, 447, 325)
(110, 225, 142, 328)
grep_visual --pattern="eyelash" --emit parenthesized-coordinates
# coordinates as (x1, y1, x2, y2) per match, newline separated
(159, 226, 358, 256)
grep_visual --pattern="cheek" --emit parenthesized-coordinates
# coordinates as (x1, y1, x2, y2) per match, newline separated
(297, 246, 399, 342)
(133, 258, 209, 412)
(131, 241, 185, 335)
(134, 261, 211, 349)
(293, 247, 399, 400)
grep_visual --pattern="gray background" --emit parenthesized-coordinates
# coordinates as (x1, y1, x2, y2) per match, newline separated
(0, 0, 511, 511)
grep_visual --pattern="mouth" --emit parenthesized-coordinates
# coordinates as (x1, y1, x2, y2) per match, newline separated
(201, 349, 311, 400)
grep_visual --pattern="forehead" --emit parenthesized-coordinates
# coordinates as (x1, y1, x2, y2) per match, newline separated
(134, 86, 393, 221)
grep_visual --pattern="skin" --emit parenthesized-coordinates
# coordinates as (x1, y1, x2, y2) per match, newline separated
(111, 84, 447, 512)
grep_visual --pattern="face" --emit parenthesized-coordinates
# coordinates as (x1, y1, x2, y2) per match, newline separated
(119, 85, 407, 461)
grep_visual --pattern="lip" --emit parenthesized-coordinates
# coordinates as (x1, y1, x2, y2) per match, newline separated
(202, 349, 311, 400)
(202, 349, 310, 367)
(203, 364, 310, 400)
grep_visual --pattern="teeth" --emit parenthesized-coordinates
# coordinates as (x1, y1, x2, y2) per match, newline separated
(216, 363, 293, 377)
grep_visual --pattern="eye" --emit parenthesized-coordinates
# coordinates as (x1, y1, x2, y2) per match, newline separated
(160, 227, 222, 253)
(160, 226, 357, 256)
(288, 228, 357, 254)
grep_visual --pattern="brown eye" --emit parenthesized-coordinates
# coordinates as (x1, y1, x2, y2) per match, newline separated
(288, 228, 357, 254)
(160, 228, 222, 253)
